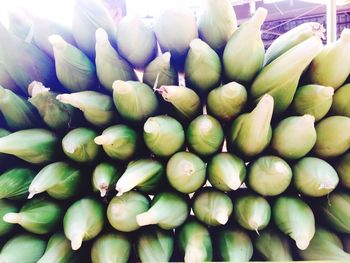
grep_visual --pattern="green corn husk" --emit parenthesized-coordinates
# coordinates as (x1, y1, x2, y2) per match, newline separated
(251, 36, 323, 115)
(0, 85, 42, 131)
(234, 194, 271, 233)
(264, 22, 325, 66)
(156, 85, 201, 121)
(248, 155, 292, 196)
(94, 124, 138, 161)
(143, 52, 178, 89)
(49, 34, 98, 92)
(255, 228, 293, 261)
(273, 196, 315, 250)
(178, 218, 213, 263)
(107, 191, 150, 232)
(336, 152, 350, 188)
(136, 226, 174, 263)
(28, 162, 82, 200)
(208, 152, 246, 192)
(308, 28, 350, 89)
(0, 128, 10, 162)
(113, 80, 159, 122)
(271, 115, 317, 159)
(314, 116, 350, 158)
(298, 227, 350, 260)
(293, 157, 339, 197)
(331, 83, 350, 117)
(187, 114, 224, 156)
(166, 151, 206, 194)
(193, 188, 233, 226)
(154, 6, 198, 64)
(95, 28, 137, 92)
(292, 84, 334, 121)
(197, 0, 237, 53)
(63, 198, 104, 250)
(228, 94, 273, 159)
(7, 9, 32, 40)
(143, 115, 185, 157)
(56, 91, 115, 127)
(0, 63, 22, 94)
(184, 38, 221, 93)
(92, 162, 121, 197)
(223, 7, 266, 84)
(0, 168, 35, 199)
(91, 232, 131, 263)
(216, 228, 253, 262)
(72, 0, 117, 59)
(0, 200, 17, 236)
(0, 128, 58, 164)
(0, 24, 56, 94)
(31, 16, 77, 58)
(62, 127, 100, 163)
(116, 16, 157, 69)
(321, 192, 350, 233)
(2, 198, 62, 234)
(0, 234, 46, 263)
(116, 159, 164, 195)
(136, 191, 189, 230)
(28, 81, 80, 131)
(207, 82, 247, 123)
(37, 233, 75, 263)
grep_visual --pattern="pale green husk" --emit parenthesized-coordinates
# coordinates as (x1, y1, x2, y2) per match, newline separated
(331, 83, 350, 117)
(0, 168, 35, 199)
(107, 191, 150, 232)
(336, 152, 350, 189)
(91, 233, 131, 263)
(293, 157, 339, 197)
(193, 188, 233, 226)
(0, 200, 17, 236)
(92, 162, 121, 197)
(166, 151, 206, 194)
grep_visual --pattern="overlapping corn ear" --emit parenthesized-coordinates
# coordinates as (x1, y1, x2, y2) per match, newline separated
(72, 0, 117, 59)
(28, 162, 82, 200)
(336, 152, 350, 188)
(223, 7, 267, 84)
(331, 83, 350, 117)
(0, 129, 58, 164)
(143, 52, 178, 89)
(136, 226, 174, 263)
(31, 16, 76, 58)
(264, 22, 325, 66)
(28, 81, 81, 131)
(184, 39, 221, 93)
(0, 85, 42, 131)
(37, 233, 76, 263)
(308, 28, 350, 89)
(91, 233, 131, 263)
(298, 227, 350, 260)
(228, 94, 273, 159)
(0, 234, 46, 263)
(0, 168, 35, 200)
(292, 84, 334, 121)
(2, 198, 62, 234)
(216, 228, 253, 262)
(95, 28, 137, 92)
(0, 24, 56, 94)
(56, 91, 115, 127)
(197, 0, 237, 53)
(154, 6, 198, 66)
(92, 162, 121, 197)
(313, 116, 350, 158)
(251, 36, 323, 115)
(116, 16, 157, 69)
(0, 200, 17, 236)
(255, 228, 293, 261)
(49, 34, 98, 92)
(113, 80, 159, 123)
(0, 63, 22, 94)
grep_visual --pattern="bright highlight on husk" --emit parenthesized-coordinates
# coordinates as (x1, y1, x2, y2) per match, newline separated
(92, 162, 121, 197)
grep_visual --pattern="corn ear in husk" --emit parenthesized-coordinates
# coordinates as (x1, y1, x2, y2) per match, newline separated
(0, 200, 17, 236)
(92, 162, 121, 197)
(331, 83, 350, 117)
(336, 152, 350, 189)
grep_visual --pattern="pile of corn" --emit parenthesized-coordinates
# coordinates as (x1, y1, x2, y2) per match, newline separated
(1, 0, 350, 262)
